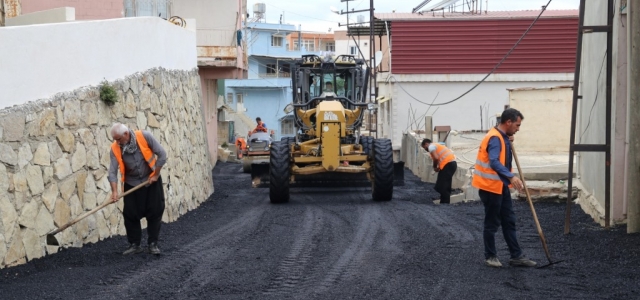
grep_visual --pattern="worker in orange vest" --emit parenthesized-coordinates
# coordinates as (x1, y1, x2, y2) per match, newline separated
(472, 108, 536, 268)
(249, 117, 268, 136)
(421, 139, 457, 204)
(108, 123, 167, 256)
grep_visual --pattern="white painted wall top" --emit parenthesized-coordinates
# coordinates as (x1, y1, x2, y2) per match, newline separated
(5, 7, 75, 26)
(0, 17, 197, 109)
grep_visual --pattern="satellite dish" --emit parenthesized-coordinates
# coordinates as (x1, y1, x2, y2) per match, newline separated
(374, 51, 383, 68)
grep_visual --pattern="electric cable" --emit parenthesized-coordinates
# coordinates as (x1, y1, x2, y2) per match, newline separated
(393, 0, 554, 107)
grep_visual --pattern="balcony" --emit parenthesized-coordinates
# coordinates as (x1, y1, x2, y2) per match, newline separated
(197, 28, 244, 68)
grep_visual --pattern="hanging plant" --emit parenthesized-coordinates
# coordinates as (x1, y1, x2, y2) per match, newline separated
(99, 80, 118, 106)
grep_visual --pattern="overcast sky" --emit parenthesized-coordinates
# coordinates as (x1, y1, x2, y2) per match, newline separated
(246, 0, 580, 32)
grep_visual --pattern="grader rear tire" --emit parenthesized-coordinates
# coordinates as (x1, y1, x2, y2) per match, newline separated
(281, 137, 295, 145)
(372, 138, 394, 201)
(360, 136, 374, 158)
(269, 141, 290, 203)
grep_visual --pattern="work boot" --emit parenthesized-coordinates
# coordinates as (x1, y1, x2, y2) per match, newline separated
(485, 256, 502, 268)
(509, 256, 537, 267)
(148, 242, 161, 255)
(122, 243, 143, 255)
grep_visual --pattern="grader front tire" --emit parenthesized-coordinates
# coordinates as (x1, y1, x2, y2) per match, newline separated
(372, 138, 394, 201)
(269, 141, 290, 203)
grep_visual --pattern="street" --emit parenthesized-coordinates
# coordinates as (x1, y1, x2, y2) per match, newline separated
(1, 162, 639, 300)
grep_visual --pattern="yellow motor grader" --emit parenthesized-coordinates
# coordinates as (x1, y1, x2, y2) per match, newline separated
(251, 54, 404, 203)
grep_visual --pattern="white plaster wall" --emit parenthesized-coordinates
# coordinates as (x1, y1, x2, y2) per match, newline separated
(378, 73, 573, 148)
(5, 7, 75, 26)
(0, 17, 197, 109)
(508, 87, 573, 153)
(575, 0, 609, 220)
(574, 0, 628, 224)
(335, 38, 370, 59)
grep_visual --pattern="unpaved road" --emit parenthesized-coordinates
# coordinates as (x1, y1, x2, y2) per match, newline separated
(1, 162, 639, 300)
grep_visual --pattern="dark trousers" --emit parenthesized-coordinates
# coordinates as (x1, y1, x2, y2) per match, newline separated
(123, 176, 165, 245)
(435, 161, 457, 204)
(480, 185, 523, 259)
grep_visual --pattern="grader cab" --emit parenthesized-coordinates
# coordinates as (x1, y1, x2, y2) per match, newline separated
(252, 54, 403, 203)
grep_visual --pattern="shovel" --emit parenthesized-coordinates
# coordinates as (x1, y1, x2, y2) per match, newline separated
(512, 143, 564, 268)
(46, 181, 148, 246)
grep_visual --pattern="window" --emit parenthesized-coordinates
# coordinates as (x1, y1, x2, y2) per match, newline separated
(236, 93, 243, 104)
(280, 117, 295, 135)
(325, 42, 335, 52)
(272, 36, 283, 47)
(303, 40, 315, 51)
(124, 0, 172, 19)
(350, 46, 357, 55)
(293, 40, 300, 51)
(266, 64, 277, 74)
(226, 93, 233, 104)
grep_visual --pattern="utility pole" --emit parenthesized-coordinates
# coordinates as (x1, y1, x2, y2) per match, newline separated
(628, 0, 640, 233)
(335, 0, 378, 137)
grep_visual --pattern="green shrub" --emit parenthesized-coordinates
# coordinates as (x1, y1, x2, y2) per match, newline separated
(99, 81, 118, 106)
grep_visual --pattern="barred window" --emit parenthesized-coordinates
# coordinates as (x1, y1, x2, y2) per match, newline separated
(280, 117, 295, 135)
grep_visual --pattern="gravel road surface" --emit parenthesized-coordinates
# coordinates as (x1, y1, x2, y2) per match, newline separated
(1, 162, 638, 300)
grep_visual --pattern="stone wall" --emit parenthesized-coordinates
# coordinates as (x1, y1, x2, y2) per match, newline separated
(0, 68, 213, 268)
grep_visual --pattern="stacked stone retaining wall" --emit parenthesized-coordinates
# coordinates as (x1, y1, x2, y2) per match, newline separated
(0, 68, 213, 268)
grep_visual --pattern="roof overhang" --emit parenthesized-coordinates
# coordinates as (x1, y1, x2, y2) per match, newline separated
(345, 18, 390, 36)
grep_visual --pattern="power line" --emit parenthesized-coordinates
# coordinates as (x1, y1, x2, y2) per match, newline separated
(395, 0, 554, 107)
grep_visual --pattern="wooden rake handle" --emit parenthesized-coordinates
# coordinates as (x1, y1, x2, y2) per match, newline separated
(48, 181, 149, 236)
(511, 143, 553, 262)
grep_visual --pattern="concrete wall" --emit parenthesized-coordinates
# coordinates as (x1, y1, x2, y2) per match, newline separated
(0, 17, 197, 109)
(20, 0, 123, 20)
(5, 6, 74, 26)
(378, 73, 573, 149)
(508, 86, 573, 153)
(0, 68, 213, 269)
(173, 0, 240, 47)
(400, 133, 477, 201)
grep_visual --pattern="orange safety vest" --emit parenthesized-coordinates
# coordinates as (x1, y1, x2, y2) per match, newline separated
(472, 127, 510, 194)
(253, 123, 267, 133)
(431, 143, 456, 170)
(235, 137, 247, 159)
(111, 130, 157, 183)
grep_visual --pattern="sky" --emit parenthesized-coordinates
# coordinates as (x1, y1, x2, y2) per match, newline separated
(246, 0, 581, 32)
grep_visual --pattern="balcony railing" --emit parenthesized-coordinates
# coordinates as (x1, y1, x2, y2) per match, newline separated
(259, 73, 290, 78)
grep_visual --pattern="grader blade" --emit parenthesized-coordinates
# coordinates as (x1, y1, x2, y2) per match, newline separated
(252, 164, 405, 188)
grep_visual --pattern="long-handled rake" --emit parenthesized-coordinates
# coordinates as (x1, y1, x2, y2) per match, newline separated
(512, 143, 564, 268)
(45, 181, 148, 246)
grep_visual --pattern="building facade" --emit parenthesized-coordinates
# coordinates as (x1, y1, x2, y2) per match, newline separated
(374, 10, 578, 150)
(223, 21, 331, 141)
